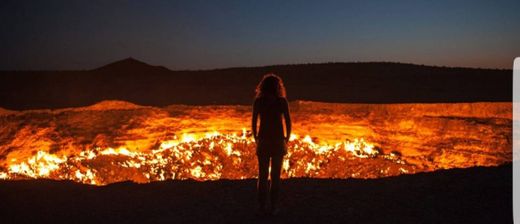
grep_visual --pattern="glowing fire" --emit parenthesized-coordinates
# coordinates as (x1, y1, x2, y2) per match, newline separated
(0, 100, 511, 185)
(0, 130, 394, 185)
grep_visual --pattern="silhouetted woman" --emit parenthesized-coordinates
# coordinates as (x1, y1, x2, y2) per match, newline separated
(252, 74, 291, 215)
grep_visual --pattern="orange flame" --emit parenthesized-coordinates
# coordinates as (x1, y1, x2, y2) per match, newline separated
(0, 100, 511, 185)
(0, 130, 400, 185)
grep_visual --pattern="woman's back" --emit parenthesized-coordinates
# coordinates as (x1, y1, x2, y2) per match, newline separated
(255, 96, 286, 141)
(251, 73, 291, 215)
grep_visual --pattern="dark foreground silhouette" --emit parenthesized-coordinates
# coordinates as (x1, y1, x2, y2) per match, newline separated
(252, 74, 292, 214)
(0, 164, 511, 224)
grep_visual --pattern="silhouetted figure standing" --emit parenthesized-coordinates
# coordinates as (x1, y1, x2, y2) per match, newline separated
(252, 74, 291, 215)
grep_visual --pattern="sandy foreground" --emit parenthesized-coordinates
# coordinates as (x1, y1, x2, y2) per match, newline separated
(0, 164, 512, 224)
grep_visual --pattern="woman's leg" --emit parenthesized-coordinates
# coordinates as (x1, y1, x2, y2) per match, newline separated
(257, 155, 270, 210)
(270, 155, 283, 211)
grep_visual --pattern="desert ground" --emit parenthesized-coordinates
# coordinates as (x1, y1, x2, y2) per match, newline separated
(0, 164, 512, 224)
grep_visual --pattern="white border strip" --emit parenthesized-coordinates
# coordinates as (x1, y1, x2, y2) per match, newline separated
(514, 57, 519, 223)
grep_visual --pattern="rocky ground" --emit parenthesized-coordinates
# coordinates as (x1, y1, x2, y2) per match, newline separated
(0, 164, 512, 224)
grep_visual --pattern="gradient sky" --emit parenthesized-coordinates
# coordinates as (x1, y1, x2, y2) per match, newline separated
(1, 0, 519, 70)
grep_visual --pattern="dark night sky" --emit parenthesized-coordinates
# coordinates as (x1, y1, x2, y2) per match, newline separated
(1, 0, 519, 70)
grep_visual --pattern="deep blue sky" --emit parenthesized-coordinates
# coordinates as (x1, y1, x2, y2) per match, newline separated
(1, 0, 519, 70)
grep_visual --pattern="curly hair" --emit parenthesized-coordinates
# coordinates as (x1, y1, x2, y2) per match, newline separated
(255, 73, 286, 98)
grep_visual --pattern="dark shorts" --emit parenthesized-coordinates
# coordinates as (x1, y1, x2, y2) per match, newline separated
(256, 138, 287, 157)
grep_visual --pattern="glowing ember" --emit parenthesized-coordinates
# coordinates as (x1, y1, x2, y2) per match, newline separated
(0, 131, 390, 185)
(0, 100, 512, 185)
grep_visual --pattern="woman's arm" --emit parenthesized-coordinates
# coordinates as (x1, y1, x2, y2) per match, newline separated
(282, 98, 291, 143)
(252, 99, 259, 142)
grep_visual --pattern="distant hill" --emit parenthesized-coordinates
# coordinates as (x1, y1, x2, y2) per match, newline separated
(93, 57, 171, 73)
(0, 58, 512, 110)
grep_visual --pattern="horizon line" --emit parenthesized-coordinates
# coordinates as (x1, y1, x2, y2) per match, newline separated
(0, 58, 513, 72)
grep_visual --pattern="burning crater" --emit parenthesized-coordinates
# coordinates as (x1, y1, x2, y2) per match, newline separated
(0, 100, 511, 185)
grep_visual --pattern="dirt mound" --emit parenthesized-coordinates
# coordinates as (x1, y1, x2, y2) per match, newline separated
(0, 107, 16, 115)
(76, 100, 144, 111)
